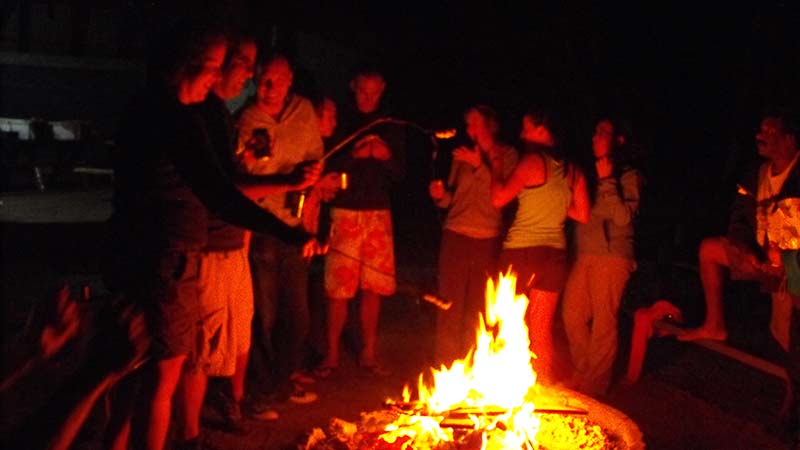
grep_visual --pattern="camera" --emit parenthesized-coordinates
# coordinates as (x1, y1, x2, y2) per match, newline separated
(248, 128, 272, 159)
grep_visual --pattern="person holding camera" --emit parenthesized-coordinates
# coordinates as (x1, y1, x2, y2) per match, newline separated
(234, 53, 324, 406)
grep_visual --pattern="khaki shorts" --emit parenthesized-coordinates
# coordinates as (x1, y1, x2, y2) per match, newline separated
(136, 250, 201, 361)
(325, 208, 396, 299)
(722, 238, 783, 291)
(194, 248, 254, 376)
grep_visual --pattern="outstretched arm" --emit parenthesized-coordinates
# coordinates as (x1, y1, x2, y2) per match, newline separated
(491, 152, 546, 208)
(567, 164, 590, 223)
(170, 114, 310, 244)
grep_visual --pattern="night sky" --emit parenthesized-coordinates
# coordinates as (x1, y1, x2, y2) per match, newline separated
(261, 2, 799, 256)
(216, 1, 800, 263)
(6, 1, 800, 262)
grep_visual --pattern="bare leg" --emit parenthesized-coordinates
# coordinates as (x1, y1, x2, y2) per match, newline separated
(106, 416, 131, 450)
(678, 237, 729, 341)
(175, 367, 206, 441)
(230, 352, 249, 402)
(625, 308, 654, 383)
(359, 290, 382, 364)
(527, 289, 560, 383)
(135, 355, 186, 450)
(321, 297, 349, 367)
(47, 374, 118, 450)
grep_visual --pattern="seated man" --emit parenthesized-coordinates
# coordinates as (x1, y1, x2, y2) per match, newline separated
(679, 109, 800, 350)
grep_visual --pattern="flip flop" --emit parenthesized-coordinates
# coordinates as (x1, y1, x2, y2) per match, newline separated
(290, 371, 316, 385)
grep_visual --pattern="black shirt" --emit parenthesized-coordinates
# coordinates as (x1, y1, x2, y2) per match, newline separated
(111, 83, 309, 255)
(196, 94, 246, 251)
(327, 107, 406, 210)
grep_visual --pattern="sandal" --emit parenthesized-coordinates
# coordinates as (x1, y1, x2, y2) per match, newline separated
(288, 385, 318, 404)
(312, 365, 338, 379)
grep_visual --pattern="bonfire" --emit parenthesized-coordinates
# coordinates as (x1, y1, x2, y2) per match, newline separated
(304, 272, 642, 450)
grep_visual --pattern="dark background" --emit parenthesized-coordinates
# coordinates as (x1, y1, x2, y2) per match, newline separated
(3, 1, 800, 266)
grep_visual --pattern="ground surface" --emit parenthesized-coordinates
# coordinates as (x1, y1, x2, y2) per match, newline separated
(1, 189, 795, 450)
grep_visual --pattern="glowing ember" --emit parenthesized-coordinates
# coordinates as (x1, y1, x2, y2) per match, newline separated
(379, 271, 542, 449)
(304, 270, 642, 450)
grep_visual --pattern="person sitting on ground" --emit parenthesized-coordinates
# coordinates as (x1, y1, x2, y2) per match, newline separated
(1, 285, 81, 394)
(1, 283, 149, 450)
(678, 109, 800, 350)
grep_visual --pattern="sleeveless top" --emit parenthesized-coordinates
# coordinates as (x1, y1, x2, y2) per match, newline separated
(504, 152, 571, 250)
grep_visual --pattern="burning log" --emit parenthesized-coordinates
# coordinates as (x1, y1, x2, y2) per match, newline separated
(304, 272, 643, 450)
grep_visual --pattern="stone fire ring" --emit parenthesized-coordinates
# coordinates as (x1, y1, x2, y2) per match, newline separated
(536, 383, 645, 450)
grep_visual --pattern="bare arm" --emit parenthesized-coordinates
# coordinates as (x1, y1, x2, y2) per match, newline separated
(490, 152, 546, 208)
(236, 161, 322, 201)
(567, 164, 590, 223)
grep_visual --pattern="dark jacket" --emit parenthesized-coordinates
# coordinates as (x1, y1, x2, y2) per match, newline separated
(728, 158, 800, 257)
(111, 84, 308, 256)
(326, 106, 406, 210)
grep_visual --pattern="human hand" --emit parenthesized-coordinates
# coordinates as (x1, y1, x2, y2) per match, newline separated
(238, 148, 259, 169)
(453, 146, 481, 168)
(595, 156, 613, 179)
(370, 140, 391, 160)
(765, 244, 782, 268)
(113, 303, 150, 376)
(351, 135, 375, 158)
(39, 286, 81, 359)
(290, 161, 322, 190)
(352, 134, 389, 160)
(315, 172, 342, 201)
(302, 237, 329, 261)
(245, 129, 271, 160)
(650, 300, 683, 323)
(429, 179, 445, 200)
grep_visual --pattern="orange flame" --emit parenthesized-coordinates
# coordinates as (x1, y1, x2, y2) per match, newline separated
(380, 271, 542, 448)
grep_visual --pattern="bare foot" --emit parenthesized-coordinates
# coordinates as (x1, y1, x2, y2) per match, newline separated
(677, 326, 727, 342)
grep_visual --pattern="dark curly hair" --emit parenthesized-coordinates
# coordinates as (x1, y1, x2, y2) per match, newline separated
(146, 18, 227, 86)
(521, 106, 567, 163)
(584, 117, 647, 206)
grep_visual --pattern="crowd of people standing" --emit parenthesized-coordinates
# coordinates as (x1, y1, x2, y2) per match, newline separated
(3, 14, 799, 450)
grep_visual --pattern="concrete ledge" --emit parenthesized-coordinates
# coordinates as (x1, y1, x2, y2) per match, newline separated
(654, 319, 789, 382)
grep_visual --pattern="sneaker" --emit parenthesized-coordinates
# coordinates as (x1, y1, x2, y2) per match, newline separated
(288, 384, 318, 404)
(252, 407, 279, 421)
(243, 395, 280, 421)
(219, 396, 248, 434)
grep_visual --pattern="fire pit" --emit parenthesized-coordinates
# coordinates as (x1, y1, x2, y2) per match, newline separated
(304, 273, 644, 450)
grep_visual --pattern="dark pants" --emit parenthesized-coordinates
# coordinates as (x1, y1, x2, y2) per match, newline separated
(248, 233, 310, 394)
(435, 230, 500, 365)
